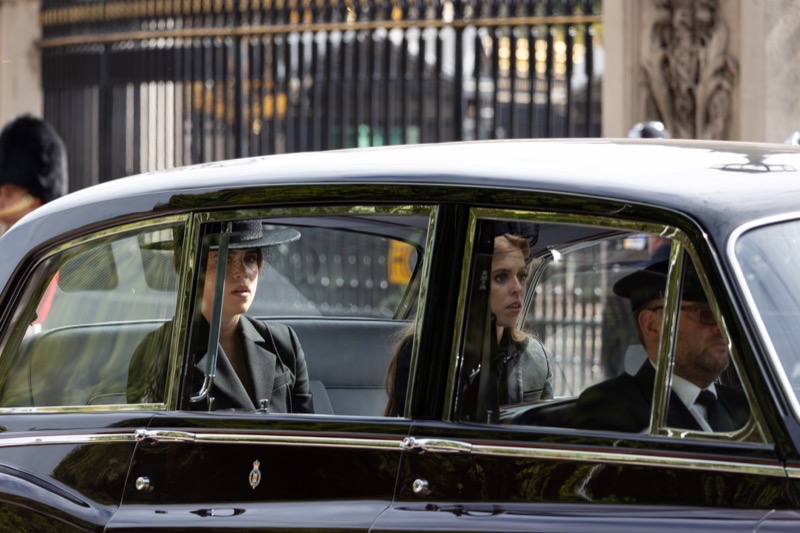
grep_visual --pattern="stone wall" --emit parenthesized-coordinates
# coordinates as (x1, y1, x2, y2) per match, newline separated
(603, 0, 800, 142)
(0, 0, 42, 126)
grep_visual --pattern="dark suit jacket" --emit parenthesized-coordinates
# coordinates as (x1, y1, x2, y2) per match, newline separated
(127, 316, 313, 413)
(573, 362, 749, 433)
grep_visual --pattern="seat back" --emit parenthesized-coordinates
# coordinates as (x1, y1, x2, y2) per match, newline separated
(0, 317, 404, 416)
(1, 321, 160, 407)
(276, 318, 404, 416)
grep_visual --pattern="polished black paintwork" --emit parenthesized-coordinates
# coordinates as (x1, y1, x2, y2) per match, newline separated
(1, 140, 800, 530)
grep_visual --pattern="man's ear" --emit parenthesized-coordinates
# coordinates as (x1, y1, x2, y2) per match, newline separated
(638, 306, 662, 347)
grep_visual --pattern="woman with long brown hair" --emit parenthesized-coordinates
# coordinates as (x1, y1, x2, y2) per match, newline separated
(385, 232, 553, 417)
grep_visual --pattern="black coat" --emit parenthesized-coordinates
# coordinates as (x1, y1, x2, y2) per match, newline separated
(127, 316, 313, 413)
(573, 362, 749, 432)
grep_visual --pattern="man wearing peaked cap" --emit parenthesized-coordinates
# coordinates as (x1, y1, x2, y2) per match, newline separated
(0, 114, 68, 231)
(612, 256, 707, 311)
(572, 257, 749, 433)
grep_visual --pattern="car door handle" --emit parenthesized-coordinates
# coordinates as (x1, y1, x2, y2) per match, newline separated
(401, 436, 472, 454)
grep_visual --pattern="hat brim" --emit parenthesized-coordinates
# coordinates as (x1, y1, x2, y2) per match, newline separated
(212, 227, 301, 249)
(613, 259, 707, 309)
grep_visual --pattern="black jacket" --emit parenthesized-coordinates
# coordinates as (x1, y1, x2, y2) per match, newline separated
(127, 316, 313, 413)
(573, 362, 749, 432)
(390, 331, 553, 416)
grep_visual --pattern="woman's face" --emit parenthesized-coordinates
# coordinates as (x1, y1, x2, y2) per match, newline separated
(491, 238, 528, 330)
(202, 248, 262, 320)
(0, 183, 39, 228)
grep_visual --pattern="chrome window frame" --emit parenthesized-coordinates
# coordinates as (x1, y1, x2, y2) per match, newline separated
(445, 208, 768, 443)
(0, 214, 191, 414)
(184, 205, 437, 414)
(728, 211, 800, 424)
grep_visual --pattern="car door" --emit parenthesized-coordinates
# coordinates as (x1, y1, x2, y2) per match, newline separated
(0, 219, 185, 529)
(108, 207, 432, 530)
(373, 209, 800, 532)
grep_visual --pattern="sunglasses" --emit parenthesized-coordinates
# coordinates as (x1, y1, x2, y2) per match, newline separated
(643, 303, 718, 326)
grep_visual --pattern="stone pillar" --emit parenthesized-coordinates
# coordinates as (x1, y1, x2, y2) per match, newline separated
(604, 0, 800, 143)
(0, 0, 43, 126)
(737, 0, 800, 143)
(601, 0, 645, 138)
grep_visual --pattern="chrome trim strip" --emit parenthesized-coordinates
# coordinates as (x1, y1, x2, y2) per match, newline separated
(0, 431, 139, 448)
(467, 441, 787, 478)
(137, 429, 405, 450)
(785, 466, 800, 479)
(402, 208, 439, 419)
(0, 428, 406, 451)
(650, 243, 684, 432)
(1, 427, 784, 479)
(402, 436, 472, 454)
(443, 211, 478, 421)
(727, 212, 800, 423)
(0, 403, 162, 414)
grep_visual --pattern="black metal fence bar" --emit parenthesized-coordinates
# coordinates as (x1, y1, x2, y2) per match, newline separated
(37, 0, 604, 389)
(40, 0, 602, 190)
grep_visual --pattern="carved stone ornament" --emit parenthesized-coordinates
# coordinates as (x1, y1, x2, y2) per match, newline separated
(642, 0, 738, 139)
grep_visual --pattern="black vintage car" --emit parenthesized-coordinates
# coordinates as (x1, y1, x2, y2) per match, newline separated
(1, 139, 800, 531)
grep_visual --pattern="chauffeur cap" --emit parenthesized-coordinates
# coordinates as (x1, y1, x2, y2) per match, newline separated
(613, 258, 707, 310)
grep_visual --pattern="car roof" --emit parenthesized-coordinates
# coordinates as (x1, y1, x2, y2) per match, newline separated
(3, 139, 800, 268)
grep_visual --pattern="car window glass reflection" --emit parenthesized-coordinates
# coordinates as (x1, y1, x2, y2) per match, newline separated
(735, 221, 800, 414)
(462, 221, 754, 439)
(456, 220, 554, 424)
(665, 259, 749, 432)
(127, 212, 429, 417)
(573, 250, 750, 433)
(0, 224, 181, 408)
(126, 220, 316, 412)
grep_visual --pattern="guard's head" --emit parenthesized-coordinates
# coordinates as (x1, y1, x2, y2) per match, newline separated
(0, 115, 68, 205)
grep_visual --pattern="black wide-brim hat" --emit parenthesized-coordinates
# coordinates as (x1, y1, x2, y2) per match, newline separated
(613, 258, 707, 310)
(207, 220, 300, 249)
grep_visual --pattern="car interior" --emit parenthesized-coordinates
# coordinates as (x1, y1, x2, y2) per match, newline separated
(0, 209, 754, 441)
(0, 212, 427, 416)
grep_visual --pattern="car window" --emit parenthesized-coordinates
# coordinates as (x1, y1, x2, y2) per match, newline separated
(0, 209, 431, 414)
(0, 222, 183, 408)
(733, 218, 800, 419)
(124, 209, 432, 416)
(252, 217, 424, 318)
(453, 214, 758, 441)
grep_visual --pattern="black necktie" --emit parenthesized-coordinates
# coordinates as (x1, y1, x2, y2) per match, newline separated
(695, 390, 733, 432)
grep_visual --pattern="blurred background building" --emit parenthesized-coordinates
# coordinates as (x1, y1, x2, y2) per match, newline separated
(1, 0, 799, 193)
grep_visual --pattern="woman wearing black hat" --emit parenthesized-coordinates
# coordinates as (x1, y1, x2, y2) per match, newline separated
(127, 221, 313, 413)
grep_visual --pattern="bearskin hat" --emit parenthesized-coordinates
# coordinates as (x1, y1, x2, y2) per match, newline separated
(0, 114, 68, 204)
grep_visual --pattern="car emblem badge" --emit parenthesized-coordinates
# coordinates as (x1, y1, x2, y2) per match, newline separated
(249, 460, 262, 490)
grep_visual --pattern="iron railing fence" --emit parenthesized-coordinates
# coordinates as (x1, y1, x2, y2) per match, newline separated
(38, 0, 604, 394)
(40, 0, 602, 191)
